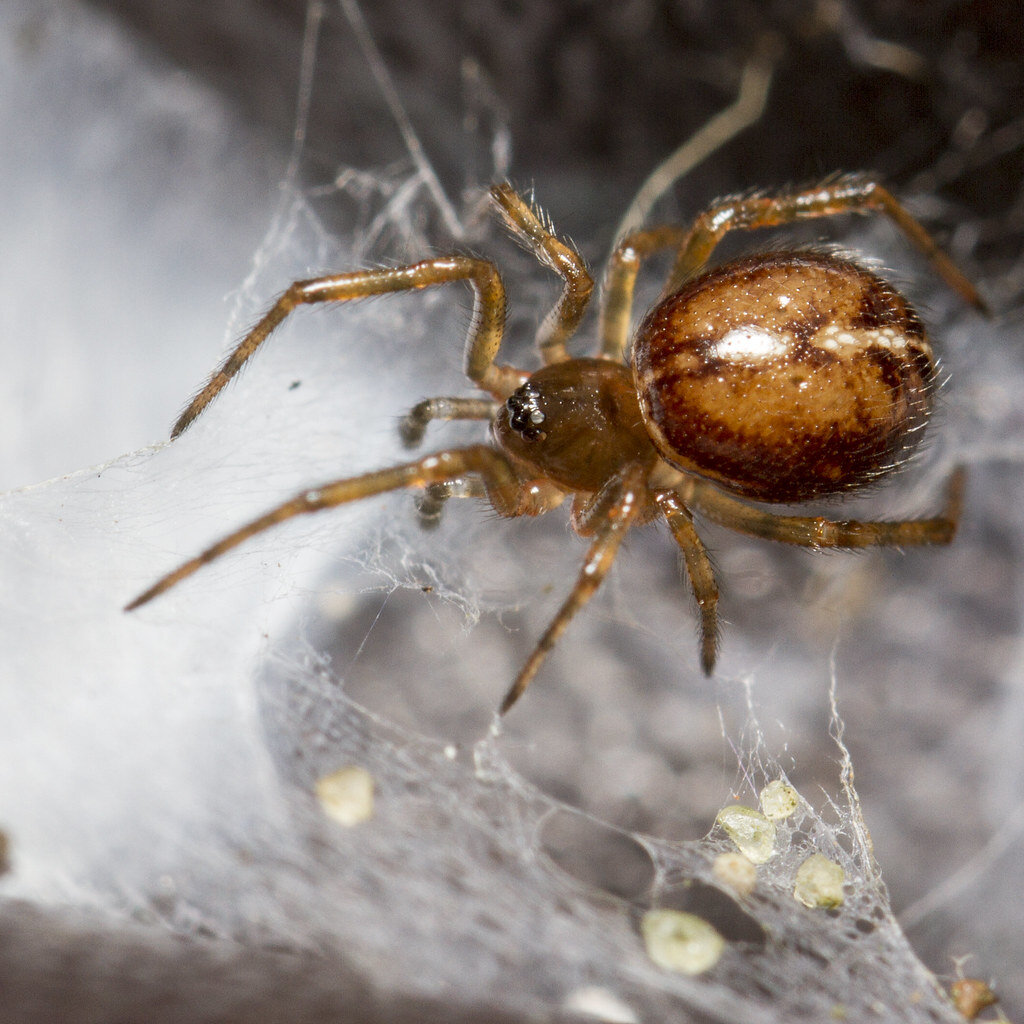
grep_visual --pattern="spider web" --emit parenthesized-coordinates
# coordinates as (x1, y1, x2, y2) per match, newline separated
(0, 1, 1021, 1021)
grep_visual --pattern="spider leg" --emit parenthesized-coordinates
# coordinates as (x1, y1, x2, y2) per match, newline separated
(399, 396, 501, 448)
(654, 491, 720, 675)
(688, 466, 965, 548)
(499, 466, 646, 714)
(172, 258, 527, 437)
(663, 173, 985, 309)
(125, 445, 526, 611)
(598, 225, 689, 360)
(490, 184, 594, 366)
(599, 175, 983, 363)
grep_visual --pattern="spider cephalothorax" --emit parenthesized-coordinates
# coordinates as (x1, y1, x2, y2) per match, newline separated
(127, 176, 981, 713)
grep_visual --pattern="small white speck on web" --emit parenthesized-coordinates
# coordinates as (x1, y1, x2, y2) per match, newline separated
(562, 985, 640, 1023)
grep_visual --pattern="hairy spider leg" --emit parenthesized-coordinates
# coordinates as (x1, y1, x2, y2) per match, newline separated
(398, 185, 594, 520)
(599, 225, 688, 359)
(124, 445, 528, 611)
(489, 184, 594, 366)
(368, 187, 592, 449)
(498, 466, 646, 714)
(598, 173, 985, 361)
(687, 465, 965, 548)
(171, 258, 525, 438)
(663, 174, 986, 307)
(654, 490, 720, 675)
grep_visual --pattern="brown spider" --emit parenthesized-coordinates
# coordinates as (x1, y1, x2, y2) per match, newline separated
(127, 175, 983, 714)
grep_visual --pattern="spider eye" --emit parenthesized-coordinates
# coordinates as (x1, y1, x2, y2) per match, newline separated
(506, 381, 546, 440)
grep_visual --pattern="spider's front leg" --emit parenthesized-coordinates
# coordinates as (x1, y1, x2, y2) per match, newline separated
(171, 258, 527, 438)
(125, 445, 530, 612)
(489, 184, 594, 366)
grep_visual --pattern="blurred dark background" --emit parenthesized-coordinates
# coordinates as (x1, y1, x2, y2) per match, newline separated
(86, 0, 1023, 261)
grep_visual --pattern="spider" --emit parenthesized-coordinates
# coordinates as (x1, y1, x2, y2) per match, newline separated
(126, 175, 983, 714)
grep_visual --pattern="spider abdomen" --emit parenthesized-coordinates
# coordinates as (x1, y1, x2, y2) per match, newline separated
(632, 251, 936, 503)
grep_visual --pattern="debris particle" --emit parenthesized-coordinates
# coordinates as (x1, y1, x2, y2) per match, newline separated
(794, 852, 845, 908)
(712, 850, 757, 895)
(716, 804, 776, 863)
(316, 765, 375, 826)
(760, 779, 799, 820)
(950, 977, 997, 1020)
(641, 909, 726, 975)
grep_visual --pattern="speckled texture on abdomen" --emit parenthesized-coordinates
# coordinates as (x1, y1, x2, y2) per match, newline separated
(632, 252, 935, 503)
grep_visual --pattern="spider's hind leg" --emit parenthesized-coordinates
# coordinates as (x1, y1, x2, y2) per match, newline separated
(689, 467, 965, 548)
(654, 490, 720, 675)
(662, 174, 985, 309)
